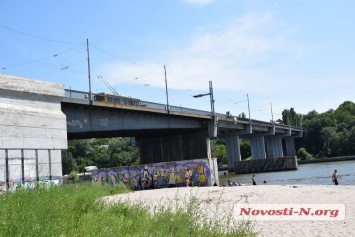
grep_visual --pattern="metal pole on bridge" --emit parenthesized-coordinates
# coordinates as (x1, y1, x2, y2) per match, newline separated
(164, 65, 170, 114)
(86, 39, 92, 103)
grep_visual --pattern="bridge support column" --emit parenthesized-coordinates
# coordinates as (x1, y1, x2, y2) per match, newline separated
(250, 136, 266, 160)
(284, 137, 296, 156)
(225, 134, 241, 172)
(206, 137, 211, 159)
(265, 137, 283, 158)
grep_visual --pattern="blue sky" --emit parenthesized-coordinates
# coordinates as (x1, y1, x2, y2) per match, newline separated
(1, 0, 354, 122)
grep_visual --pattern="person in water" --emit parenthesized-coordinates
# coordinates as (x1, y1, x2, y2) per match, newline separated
(332, 169, 339, 185)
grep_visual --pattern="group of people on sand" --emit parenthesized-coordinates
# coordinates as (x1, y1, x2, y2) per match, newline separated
(225, 179, 247, 186)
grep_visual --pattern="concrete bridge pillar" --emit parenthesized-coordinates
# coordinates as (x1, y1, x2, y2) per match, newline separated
(284, 137, 296, 156)
(224, 134, 241, 171)
(250, 136, 266, 160)
(265, 136, 283, 158)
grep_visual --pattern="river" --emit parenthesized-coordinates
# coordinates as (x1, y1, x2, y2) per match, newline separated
(219, 160, 355, 186)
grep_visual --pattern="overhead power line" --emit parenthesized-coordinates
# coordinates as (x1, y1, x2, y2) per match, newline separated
(89, 43, 162, 68)
(1, 45, 84, 70)
(0, 24, 83, 45)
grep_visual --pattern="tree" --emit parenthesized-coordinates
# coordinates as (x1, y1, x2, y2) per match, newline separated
(61, 150, 78, 175)
(240, 140, 251, 160)
(63, 137, 140, 174)
(210, 139, 226, 163)
(297, 147, 313, 160)
(282, 108, 302, 126)
(239, 112, 247, 118)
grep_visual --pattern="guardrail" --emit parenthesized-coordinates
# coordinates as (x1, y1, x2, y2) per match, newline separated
(63, 89, 301, 129)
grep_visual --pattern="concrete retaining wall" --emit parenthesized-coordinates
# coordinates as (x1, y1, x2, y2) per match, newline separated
(0, 74, 67, 191)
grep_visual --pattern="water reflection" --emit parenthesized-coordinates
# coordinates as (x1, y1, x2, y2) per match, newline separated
(219, 160, 355, 186)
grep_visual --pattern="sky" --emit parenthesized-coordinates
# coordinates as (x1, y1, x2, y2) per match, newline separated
(1, 0, 355, 122)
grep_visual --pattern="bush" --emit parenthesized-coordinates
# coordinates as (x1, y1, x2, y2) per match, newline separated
(68, 171, 79, 181)
(297, 147, 313, 160)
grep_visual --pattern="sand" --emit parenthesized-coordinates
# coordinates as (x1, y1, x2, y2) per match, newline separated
(103, 185, 355, 236)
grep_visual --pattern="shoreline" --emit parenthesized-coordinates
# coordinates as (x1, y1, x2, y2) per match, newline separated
(218, 156, 355, 173)
(105, 185, 355, 236)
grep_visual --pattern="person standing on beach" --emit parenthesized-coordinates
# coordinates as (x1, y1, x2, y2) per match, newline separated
(189, 168, 194, 187)
(185, 169, 190, 187)
(332, 169, 339, 185)
(252, 175, 257, 185)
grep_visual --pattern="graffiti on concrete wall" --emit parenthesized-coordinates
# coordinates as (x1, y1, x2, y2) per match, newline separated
(91, 159, 211, 190)
(0, 177, 61, 193)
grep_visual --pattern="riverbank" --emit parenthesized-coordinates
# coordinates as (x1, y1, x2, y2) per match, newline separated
(105, 185, 355, 236)
(218, 156, 355, 173)
(298, 156, 355, 164)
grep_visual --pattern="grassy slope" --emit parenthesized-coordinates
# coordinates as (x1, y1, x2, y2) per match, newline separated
(0, 183, 255, 237)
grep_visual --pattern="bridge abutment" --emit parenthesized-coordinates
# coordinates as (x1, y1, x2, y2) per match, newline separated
(0, 74, 67, 192)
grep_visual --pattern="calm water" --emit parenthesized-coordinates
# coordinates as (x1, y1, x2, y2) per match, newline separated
(219, 160, 355, 186)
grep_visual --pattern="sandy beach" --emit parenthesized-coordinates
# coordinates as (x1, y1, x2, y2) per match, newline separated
(104, 185, 355, 237)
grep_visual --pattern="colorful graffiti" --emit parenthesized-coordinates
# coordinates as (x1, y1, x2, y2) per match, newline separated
(0, 177, 61, 193)
(91, 159, 212, 190)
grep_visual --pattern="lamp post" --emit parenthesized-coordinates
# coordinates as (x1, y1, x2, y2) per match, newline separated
(193, 81, 217, 138)
(234, 93, 251, 123)
(192, 81, 215, 117)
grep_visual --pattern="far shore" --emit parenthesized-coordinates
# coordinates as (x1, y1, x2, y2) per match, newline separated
(218, 156, 355, 172)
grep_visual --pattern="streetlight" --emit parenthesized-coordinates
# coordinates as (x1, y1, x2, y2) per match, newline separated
(234, 93, 251, 123)
(259, 102, 274, 123)
(192, 81, 215, 117)
(193, 81, 217, 137)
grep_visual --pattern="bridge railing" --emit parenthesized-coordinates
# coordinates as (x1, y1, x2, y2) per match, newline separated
(64, 89, 214, 117)
(63, 89, 301, 129)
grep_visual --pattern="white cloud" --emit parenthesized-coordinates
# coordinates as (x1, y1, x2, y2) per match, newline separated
(100, 12, 313, 120)
(103, 13, 300, 93)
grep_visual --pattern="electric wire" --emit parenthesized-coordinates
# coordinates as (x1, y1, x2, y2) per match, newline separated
(89, 43, 162, 69)
(0, 24, 83, 45)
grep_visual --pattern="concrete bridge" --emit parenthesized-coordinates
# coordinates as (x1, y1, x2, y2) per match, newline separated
(0, 74, 302, 191)
(62, 85, 302, 170)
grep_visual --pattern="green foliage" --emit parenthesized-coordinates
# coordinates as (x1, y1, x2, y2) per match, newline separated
(239, 112, 247, 118)
(0, 184, 256, 237)
(63, 138, 140, 175)
(297, 147, 313, 160)
(68, 171, 79, 181)
(211, 139, 227, 163)
(282, 107, 302, 126)
(240, 140, 251, 160)
(300, 101, 355, 158)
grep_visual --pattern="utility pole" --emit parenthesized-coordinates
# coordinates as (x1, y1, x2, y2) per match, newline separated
(86, 39, 92, 103)
(209, 81, 215, 117)
(164, 65, 169, 114)
(247, 93, 251, 123)
(270, 102, 274, 123)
